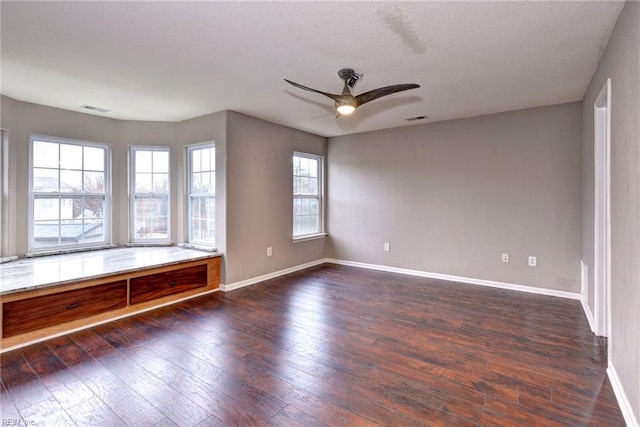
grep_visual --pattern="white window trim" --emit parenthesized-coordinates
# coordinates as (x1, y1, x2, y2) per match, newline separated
(129, 146, 171, 244)
(293, 151, 325, 240)
(28, 134, 111, 255)
(187, 142, 216, 249)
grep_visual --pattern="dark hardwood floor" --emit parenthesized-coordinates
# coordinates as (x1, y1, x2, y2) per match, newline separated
(1, 264, 625, 426)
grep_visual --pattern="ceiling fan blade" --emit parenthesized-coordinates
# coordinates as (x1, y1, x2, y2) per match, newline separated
(284, 79, 342, 102)
(355, 84, 420, 107)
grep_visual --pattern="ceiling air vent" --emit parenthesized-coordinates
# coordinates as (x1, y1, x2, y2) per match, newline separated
(406, 115, 428, 122)
(80, 105, 111, 113)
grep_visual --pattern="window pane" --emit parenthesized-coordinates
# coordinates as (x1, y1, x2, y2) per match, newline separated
(201, 172, 210, 193)
(80, 197, 105, 219)
(83, 171, 105, 194)
(192, 149, 201, 172)
(134, 197, 168, 239)
(33, 141, 59, 168)
(84, 146, 105, 171)
(189, 196, 215, 244)
(293, 216, 302, 236)
(136, 150, 152, 173)
(33, 221, 61, 248)
(60, 170, 82, 192)
(152, 173, 168, 193)
(33, 168, 59, 192)
(135, 173, 152, 192)
(153, 151, 169, 173)
(60, 144, 83, 170)
(191, 172, 202, 193)
(308, 158, 318, 177)
(202, 149, 211, 171)
(34, 198, 60, 220)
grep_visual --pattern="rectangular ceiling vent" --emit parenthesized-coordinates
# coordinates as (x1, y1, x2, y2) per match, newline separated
(406, 115, 428, 122)
(80, 104, 111, 113)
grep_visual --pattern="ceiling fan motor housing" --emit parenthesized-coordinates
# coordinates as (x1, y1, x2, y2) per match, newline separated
(338, 68, 362, 89)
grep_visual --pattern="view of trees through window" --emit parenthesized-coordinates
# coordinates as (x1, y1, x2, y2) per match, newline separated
(188, 144, 216, 246)
(293, 153, 322, 237)
(132, 148, 169, 241)
(31, 139, 108, 249)
(29, 137, 218, 251)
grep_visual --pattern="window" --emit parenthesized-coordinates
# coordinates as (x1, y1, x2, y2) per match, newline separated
(293, 152, 324, 238)
(30, 135, 110, 252)
(187, 144, 215, 247)
(130, 147, 170, 242)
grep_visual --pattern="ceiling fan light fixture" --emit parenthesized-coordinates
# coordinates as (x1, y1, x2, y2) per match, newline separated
(336, 104, 356, 115)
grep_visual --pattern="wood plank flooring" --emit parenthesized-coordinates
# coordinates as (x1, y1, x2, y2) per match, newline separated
(1, 264, 625, 426)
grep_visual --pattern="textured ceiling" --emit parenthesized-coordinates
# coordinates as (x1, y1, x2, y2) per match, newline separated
(0, 1, 624, 137)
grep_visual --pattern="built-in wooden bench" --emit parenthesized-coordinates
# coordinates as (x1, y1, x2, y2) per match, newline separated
(0, 247, 221, 351)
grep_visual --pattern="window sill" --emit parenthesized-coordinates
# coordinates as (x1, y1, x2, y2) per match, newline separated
(293, 233, 328, 243)
(125, 242, 174, 248)
(26, 244, 118, 258)
(0, 256, 18, 264)
(179, 243, 218, 253)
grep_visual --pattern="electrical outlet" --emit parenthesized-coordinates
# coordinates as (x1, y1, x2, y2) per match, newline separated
(384, 243, 390, 252)
(267, 247, 272, 257)
(528, 256, 537, 267)
(502, 253, 510, 263)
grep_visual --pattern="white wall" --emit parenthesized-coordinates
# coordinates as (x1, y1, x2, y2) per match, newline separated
(327, 103, 583, 293)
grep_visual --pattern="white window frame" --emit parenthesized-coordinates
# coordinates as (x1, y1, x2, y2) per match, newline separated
(129, 146, 171, 244)
(293, 151, 325, 240)
(187, 143, 216, 248)
(28, 134, 111, 254)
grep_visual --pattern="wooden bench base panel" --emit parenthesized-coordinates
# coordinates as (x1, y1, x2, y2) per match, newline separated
(1, 256, 220, 351)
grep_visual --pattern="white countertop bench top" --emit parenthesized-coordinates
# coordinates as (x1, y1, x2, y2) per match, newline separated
(0, 247, 221, 296)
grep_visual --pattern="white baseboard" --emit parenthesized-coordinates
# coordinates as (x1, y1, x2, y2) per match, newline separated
(222, 259, 327, 292)
(580, 260, 596, 332)
(608, 363, 639, 427)
(326, 258, 581, 300)
(580, 295, 596, 333)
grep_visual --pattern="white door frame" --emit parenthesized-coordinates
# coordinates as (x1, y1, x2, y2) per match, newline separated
(593, 78, 611, 347)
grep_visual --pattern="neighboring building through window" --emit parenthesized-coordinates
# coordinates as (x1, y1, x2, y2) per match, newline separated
(187, 143, 215, 247)
(30, 135, 110, 252)
(293, 152, 323, 238)
(130, 147, 170, 242)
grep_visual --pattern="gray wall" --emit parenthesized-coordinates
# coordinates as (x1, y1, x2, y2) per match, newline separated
(327, 103, 583, 292)
(1, 98, 121, 255)
(1, 96, 20, 256)
(0, 97, 227, 256)
(225, 112, 326, 285)
(0, 99, 329, 285)
(115, 120, 178, 243)
(582, 1, 640, 420)
(177, 111, 228, 281)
